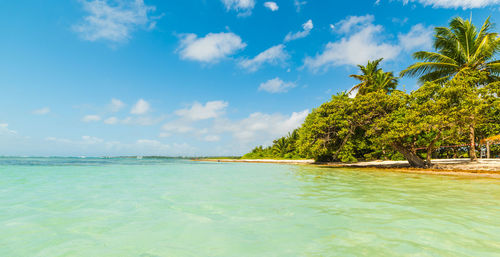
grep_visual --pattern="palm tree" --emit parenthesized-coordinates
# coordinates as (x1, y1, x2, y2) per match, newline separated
(272, 137, 289, 157)
(401, 17, 500, 161)
(400, 17, 500, 83)
(373, 71, 398, 93)
(350, 58, 398, 95)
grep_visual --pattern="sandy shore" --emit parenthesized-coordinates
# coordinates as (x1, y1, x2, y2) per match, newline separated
(195, 159, 315, 164)
(193, 158, 500, 178)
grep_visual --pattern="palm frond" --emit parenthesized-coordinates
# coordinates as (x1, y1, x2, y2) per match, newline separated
(400, 62, 458, 78)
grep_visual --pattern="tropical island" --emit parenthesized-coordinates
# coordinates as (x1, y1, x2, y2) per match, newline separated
(235, 17, 500, 170)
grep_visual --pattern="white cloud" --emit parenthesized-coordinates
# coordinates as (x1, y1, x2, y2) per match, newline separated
(43, 135, 189, 156)
(45, 137, 72, 144)
(284, 19, 313, 42)
(104, 117, 119, 124)
(137, 139, 159, 144)
(43, 135, 185, 156)
(81, 135, 104, 144)
(258, 77, 296, 93)
(221, 0, 255, 14)
(203, 135, 221, 142)
(239, 44, 289, 72)
(73, 0, 158, 43)
(46, 135, 103, 145)
(158, 132, 171, 138)
(264, 2, 279, 11)
(33, 107, 50, 115)
(214, 110, 309, 143)
(398, 24, 434, 51)
(0, 123, 17, 135)
(130, 99, 150, 115)
(122, 116, 163, 125)
(175, 101, 228, 121)
(303, 15, 401, 71)
(294, 0, 307, 12)
(82, 115, 101, 122)
(178, 32, 246, 63)
(109, 98, 125, 112)
(333, 15, 375, 34)
(400, 0, 500, 9)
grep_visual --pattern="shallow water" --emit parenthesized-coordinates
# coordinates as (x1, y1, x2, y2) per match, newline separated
(1, 157, 499, 256)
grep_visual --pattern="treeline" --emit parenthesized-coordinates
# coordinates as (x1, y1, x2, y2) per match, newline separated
(243, 17, 500, 168)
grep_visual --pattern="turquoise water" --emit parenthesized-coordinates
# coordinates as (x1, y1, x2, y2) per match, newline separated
(1, 158, 499, 256)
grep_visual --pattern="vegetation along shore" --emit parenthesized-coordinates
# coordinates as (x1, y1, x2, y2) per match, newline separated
(241, 17, 500, 169)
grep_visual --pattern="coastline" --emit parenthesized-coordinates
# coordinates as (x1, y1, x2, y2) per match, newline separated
(193, 158, 500, 178)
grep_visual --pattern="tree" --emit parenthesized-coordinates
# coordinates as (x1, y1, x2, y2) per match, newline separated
(297, 93, 355, 162)
(401, 17, 500, 161)
(401, 17, 500, 84)
(272, 137, 289, 157)
(349, 58, 398, 95)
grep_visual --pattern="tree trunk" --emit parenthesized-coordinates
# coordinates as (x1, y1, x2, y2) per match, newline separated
(391, 143, 427, 168)
(332, 128, 354, 160)
(469, 125, 477, 162)
(425, 133, 440, 166)
(487, 141, 491, 159)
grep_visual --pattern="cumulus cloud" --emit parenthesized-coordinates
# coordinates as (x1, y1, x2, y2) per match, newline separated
(73, 0, 158, 43)
(239, 44, 289, 72)
(214, 110, 309, 143)
(81, 135, 104, 144)
(109, 98, 125, 112)
(203, 135, 221, 142)
(398, 24, 433, 51)
(400, 0, 500, 9)
(221, 0, 255, 16)
(175, 101, 228, 121)
(264, 2, 279, 11)
(178, 32, 246, 63)
(284, 19, 313, 42)
(82, 115, 101, 122)
(162, 122, 195, 134)
(0, 123, 17, 135)
(303, 15, 401, 71)
(33, 107, 50, 115)
(46, 135, 104, 145)
(304, 15, 436, 71)
(130, 99, 150, 115)
(258, 77, 296, 93)
(135, 139, 169, 152)
(44, 135, 186, 156)
(333, 15, 375, 34)
(122, 116, 164, 126)
(294, 0, 307, 12)
(104, 117, 119, 124)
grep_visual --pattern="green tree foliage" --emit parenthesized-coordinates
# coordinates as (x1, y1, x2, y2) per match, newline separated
(349, 58, 398, 95)
(401, 17, 500, 83)
(296, 93, 355, 162)
(242, 129, 304, 159)
(401, 16, 500, 161)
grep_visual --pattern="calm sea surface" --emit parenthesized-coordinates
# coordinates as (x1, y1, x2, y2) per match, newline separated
(1, 157, 499, 256)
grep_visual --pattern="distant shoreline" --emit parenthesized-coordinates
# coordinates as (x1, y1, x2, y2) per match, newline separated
(193, 158, 500, 178)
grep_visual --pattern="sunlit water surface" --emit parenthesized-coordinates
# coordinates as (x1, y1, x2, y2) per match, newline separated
(1, 157, 499, 256)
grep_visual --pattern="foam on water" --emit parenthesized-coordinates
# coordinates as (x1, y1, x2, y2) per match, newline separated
(0, 157, 499, 256)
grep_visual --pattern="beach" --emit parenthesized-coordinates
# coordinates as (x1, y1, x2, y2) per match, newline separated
(195, 158, 500, 177)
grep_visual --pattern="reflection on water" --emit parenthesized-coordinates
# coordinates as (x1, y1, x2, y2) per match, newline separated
(0, 158, 499, 256)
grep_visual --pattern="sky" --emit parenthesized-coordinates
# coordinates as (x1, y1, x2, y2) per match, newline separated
(0, 0, 499, 157)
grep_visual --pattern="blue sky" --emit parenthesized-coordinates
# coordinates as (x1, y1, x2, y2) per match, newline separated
(0, 0, 498, 156)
